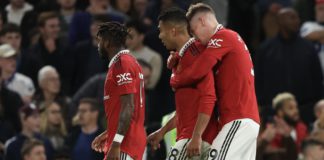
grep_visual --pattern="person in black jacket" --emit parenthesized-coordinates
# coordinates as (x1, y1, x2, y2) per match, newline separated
(255, 8, 323, 125)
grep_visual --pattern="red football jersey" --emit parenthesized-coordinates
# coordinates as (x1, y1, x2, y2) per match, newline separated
(171, 25, 260, 128)
(104, 50, 146, 160)
(172, 38, 218, 144)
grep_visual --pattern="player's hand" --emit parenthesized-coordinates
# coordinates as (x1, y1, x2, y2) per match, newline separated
(106, 142, 121, 160)
(167, 51, 179, 69)
(92, 131, 107, 152)
(187, 135, 202, 158)
(147, 129, 164, 150)
(261, 123, 276, 142)
(274, 116, 292, 137)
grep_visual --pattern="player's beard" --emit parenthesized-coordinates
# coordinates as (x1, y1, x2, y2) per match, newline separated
(283, 114, 298, 127)
(98, 46, 108, 60)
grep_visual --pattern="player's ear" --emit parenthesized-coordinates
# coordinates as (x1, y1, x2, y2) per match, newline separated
(171, 28, 176, 36)
(199, 17, 205, 26)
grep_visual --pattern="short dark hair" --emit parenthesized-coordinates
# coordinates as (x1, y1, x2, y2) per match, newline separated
(125, 19, 147, 34)
(79, 98, 100, 111)
(302, 139, 324, 152)
(97, 21, 129, 48)
(21, 139, 44, 157)
(0, 23, 20, 36)
(38, 11, 59, 27)
(158, 7, 188, 26)
(186, 3, 215, 21)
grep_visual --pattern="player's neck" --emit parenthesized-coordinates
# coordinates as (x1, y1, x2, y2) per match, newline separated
(176, 34, 191, 51)
(108, 47, 125, 60)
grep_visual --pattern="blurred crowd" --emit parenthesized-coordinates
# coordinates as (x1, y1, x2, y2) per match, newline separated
(0, 0, 324, 160)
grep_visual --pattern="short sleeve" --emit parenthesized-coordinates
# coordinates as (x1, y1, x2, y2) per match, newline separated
(112, 57, 137, 95)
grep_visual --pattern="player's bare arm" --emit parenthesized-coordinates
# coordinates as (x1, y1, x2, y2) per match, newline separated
(147, 112, 176, 150)
(107, 94, 135, 160)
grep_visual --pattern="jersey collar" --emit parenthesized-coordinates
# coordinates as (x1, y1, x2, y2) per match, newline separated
(213, 24, 223, 35)
(179, 38, 196, 57)
(108, 49, 130, 68)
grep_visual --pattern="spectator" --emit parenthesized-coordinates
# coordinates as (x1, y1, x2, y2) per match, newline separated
(70, 73, 105, 123)
(34, 66, 70, 124)
(0, 23, 24, 69)
(110, 0, 135, 20)
(19, 12, 72, 95)
(313, 100, 324, 132)
(0, 44, 35, 104)
(40, 101, 67, 152)
(3, 0, 34, 26)
(4, 104, 54, 160)
(21, 139, 46, 160)
(126, 19, 162, 89)
(274, 93, 307, 148)
(71, 14, 108, 94)
(68, 0, 124, 45)
(57, 0, 77, 36)
(255, 8, 323, 124)
(137, 59, 152, 88)
(301, 139, 324, 160)
(133, 0, 149, 19)
(66, 98, 104, 160)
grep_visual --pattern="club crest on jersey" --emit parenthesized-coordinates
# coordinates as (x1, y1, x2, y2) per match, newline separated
(116, 73, 132, 85)
(208, 38, 223, 48)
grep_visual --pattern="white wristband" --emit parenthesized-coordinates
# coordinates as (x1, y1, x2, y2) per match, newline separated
(113, 134, 124, 143)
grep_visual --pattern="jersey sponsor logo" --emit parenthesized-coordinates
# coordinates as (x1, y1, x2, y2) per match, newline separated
(116, 73, 133, 85)
(207, 39, 223, 48)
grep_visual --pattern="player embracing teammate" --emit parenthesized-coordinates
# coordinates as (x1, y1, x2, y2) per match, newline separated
(149, 3, 260, 160)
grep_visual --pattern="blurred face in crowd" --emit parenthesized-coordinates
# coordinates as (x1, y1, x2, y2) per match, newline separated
(158, 21, 177, 50)
(1, 32, 22, 51)
(58, 0, 76, 10)
(278, 99, 300, 126)
(90, 0, 108, 8)
(78, 102, 98, 126)
(126, 27, 144, 50)
(277, 8, 300, 34)
(316, 3, 324, 23)
(116, 0, 131, 13)
(47, 102, 63, 126)
(0, 55, 17, 78)
(40, 69, 60, 95)
(315, 100, 324, 119)
(23, 145, 46, 160)
(10, 0, 25, 8)
(134, 0, 148, 16)
(23, 113, 41, 134)
(40, 17, 60, 39)
(305, 144, 324, 160)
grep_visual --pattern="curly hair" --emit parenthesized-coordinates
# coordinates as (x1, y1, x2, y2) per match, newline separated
(97, 21, 129, 48)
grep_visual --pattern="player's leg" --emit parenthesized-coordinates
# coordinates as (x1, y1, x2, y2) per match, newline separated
(207, 119, 259, 160)
(167, 139, 190, 160)
(199, 141, 211, 160)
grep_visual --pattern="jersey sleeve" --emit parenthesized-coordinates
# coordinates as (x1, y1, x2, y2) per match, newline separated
(170, 32, 232, 88)
(197, 71, 216, 115)
(300, 22, 324, 38)
(112, 57, 137, 95)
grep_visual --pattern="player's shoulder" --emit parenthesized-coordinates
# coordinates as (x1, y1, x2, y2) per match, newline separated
(214, 27, 238, 40)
